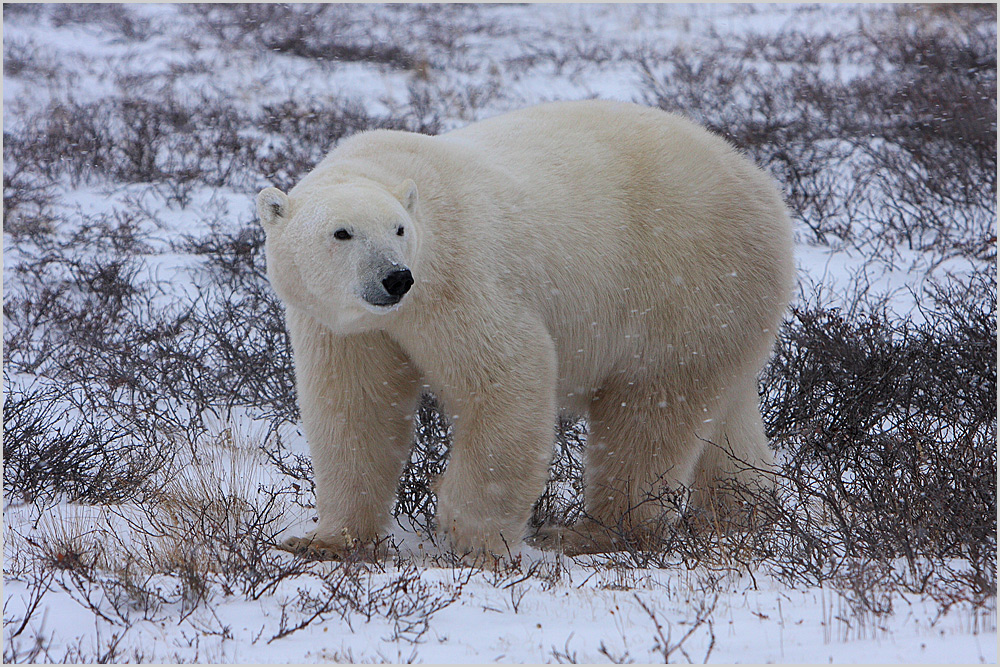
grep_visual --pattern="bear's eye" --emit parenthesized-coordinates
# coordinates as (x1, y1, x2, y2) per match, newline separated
(333, 229, 352, 241)
(396, 226, 405, 237)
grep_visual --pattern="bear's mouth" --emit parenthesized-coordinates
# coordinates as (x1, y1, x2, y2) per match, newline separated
(363, 294, 403, 308)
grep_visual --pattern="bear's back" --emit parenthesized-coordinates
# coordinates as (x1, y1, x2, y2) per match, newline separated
(437, 101, 793, 392)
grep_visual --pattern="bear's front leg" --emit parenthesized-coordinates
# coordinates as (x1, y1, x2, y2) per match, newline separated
(279, 308, 420, 560)
(433, 327, 557, 561)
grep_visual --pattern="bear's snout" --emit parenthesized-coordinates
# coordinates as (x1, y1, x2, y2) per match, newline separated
(382, 269, 414, 300)
(361, 259, 413, 309)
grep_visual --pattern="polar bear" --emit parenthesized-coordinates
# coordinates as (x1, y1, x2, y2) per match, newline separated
(258, 99, 794, 559)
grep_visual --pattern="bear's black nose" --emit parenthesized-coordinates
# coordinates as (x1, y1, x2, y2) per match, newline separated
(382, 269, 413, 298)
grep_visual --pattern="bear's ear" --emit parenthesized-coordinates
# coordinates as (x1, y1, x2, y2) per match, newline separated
(256, 187, 289, 228)
(395, 179, 418, 213)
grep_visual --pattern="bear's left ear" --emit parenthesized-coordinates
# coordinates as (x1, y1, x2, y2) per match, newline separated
(395, 179, 418, 213)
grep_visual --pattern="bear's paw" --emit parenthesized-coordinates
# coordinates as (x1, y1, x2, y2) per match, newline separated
(276, 528, 367, 561)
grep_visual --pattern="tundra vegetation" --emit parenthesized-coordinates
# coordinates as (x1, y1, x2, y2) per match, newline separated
(3, 3, 995, 663)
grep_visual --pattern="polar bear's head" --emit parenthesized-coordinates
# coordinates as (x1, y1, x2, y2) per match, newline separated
(256, 178, 421, 332)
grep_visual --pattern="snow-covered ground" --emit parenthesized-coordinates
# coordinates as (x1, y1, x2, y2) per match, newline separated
(4, 3, 995, 663)
(4, 539, 995, 664)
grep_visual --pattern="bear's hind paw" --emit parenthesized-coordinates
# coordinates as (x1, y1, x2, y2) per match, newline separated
(527, 521, 635, 556)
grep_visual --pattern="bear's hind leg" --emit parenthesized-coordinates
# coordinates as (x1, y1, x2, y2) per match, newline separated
(551, 382, 705, 555)
(689, 375, 775, 526)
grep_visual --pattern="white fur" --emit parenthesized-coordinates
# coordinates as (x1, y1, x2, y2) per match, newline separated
(259, 100, 795, 557)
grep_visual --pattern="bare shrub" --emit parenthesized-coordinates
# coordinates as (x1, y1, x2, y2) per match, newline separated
(137, 441, 312, 602)
(180, 220, 298, 423)
(2, 161, 56, 240)
(750, 270, 996, 595)
(5, 88, 441, 201)
(530, 417, 587, 530)
(269, 560, 457, 645)
(633, 589, 718, 664)
(394, 394, 452, 536)
(2, 4, 42, 20)
(185, 4, 417, 68)
(635, 11, 996, 262)
(2, 36, 60, 80)
(49, 3, 152, 41)
(2, 381, 171, 506)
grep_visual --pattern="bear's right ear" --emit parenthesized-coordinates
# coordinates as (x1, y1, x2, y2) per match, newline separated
(256, 187, 290, 228)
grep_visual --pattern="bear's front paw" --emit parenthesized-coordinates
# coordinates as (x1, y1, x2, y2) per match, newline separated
(276, 528, 365, 561)
(436, 511, 524, 566)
